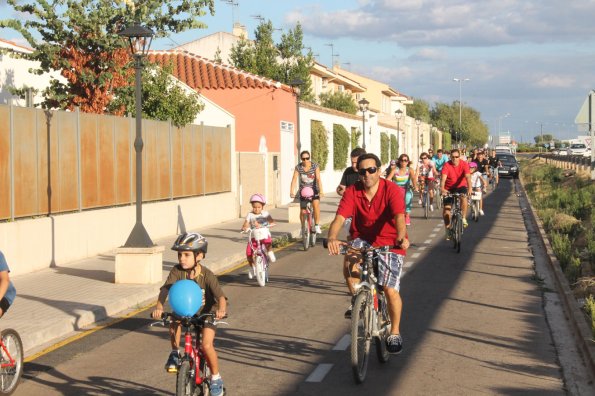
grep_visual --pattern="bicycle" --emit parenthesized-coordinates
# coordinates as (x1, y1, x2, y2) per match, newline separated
(470, 189, 482, 222)
(0, 328, 24, 395)
(443, 192, 466, 253)
(323, 239, 392, 384)
(153, 312, 228, 396)
(420, 179, 433, 219)
(433, 175, 442, 209)
(299, 192, 317, 251)
(241, 224, 275, 287)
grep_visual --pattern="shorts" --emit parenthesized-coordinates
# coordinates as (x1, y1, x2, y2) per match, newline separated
(348, 238, 404, 291)
(0, 297, 12, 314)
(443, 186, 468, 205)
(246, 237, 272, 257)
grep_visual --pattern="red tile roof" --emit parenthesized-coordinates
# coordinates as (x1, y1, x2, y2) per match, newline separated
(147, 50, 290, 92)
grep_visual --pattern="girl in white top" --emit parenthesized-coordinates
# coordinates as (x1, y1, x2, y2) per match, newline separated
(241, 194, 276, 278)
(469, 162, 487, 215)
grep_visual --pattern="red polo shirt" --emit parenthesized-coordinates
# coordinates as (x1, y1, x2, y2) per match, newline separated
(337, 178, 406, 255)
(442, 160, 470, 189)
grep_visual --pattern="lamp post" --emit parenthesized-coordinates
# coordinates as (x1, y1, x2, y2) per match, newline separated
(498, 112, 511, 137)
(118, 23, 155, 248)
(359, 98, 369, 150)
(453, 77, 470, 147)
(395, 109, 403, 154)
(290, 78, 304, 163)
(415, 118, 421, 158)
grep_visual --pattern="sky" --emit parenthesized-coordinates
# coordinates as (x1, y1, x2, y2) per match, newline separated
(2, 0, 595, 143)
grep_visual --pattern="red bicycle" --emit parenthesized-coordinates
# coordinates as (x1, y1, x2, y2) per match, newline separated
(0, 328, 24, 395)
(157, 312, 227, 396)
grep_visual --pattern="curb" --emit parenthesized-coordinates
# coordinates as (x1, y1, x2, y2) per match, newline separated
(517, 176, 595, 378)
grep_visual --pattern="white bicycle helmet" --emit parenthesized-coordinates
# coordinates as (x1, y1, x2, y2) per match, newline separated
(171, 232, 208, 257)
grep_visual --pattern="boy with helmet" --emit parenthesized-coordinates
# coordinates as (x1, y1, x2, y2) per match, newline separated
(151, 232, 227, 396)
(241, 193, 276, 278)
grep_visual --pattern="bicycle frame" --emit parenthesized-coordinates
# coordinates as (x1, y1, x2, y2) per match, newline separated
(0, 342, 16, 369)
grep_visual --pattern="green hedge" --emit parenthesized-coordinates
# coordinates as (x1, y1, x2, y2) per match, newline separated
(380, 132, 389, 164)
(351, 127, 361, 151)
(431, 130, 440, 150)
(390, 134, 398, 160)
(443, 132, 452, 151)
(311, 120, 329, 170)
(333, 124, 350, 170)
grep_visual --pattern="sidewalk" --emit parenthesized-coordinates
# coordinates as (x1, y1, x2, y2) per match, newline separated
(5, 195, 342, 358)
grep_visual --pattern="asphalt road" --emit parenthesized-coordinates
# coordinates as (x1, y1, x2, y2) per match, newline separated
(14, 178, 571, 395)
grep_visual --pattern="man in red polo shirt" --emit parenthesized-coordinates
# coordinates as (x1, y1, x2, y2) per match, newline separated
(327, 153, 409, 355)
(440, 148, 472, 234)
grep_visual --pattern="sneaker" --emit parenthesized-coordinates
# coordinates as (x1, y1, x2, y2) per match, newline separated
(267, 251, 276, 263)
(430, 204, 434, 212)
(445, 227, 451, 240)
(418, 198, 422, 205)
(463, 218, 468, 228)
(386, 334, 403, 354)
(344, 304, 353, 319)
(405, 214, 411, 226)
(315, 224, 322, 234)
(248, 267, 254, 279)
(479, 209, 485, 216)
(210, 377, 225, 396)
(164, 351, 180, 373)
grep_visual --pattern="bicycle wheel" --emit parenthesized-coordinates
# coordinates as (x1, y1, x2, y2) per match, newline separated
(199, 358, 211, 396)
(351, 292, 371, 384)
(455, 214, 463, 253)
(435, 186, 442, 209)
(176, 360, 196, 396)
(423, 191, 429, 219)
(310, 221, 317, 247)
(451, 216, 458, 250)
(254, 254, 266, 287)
(374, 294, 390, 364)
(0, 329, 23, 396)
(473, 200, 479, 222)
(302, 216, 310, 251)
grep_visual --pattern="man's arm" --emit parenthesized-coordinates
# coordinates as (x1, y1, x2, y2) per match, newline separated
(394, 214, 410, 250)
(326, 215, 346, 255)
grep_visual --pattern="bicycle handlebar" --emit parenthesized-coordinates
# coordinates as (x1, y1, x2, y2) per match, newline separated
(322, 238, 402, 252)
(151, 312, 229, 327)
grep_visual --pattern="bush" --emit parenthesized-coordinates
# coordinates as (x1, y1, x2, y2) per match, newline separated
(380, 132, 390, 164)
(390, 134, 398, 160)
(443, 132, 452, 151)
(333, 124, 350, 170)
(584, 296, 595, 339)
(311, 120, 329, 170)
(351, 127, 361, 151)
(319, 91, 357, 114)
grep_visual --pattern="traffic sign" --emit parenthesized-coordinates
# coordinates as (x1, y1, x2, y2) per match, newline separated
(575, 90, 595, 125)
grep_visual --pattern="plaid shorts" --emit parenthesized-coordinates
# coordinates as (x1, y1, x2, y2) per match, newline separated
(350, 238, 404, 291)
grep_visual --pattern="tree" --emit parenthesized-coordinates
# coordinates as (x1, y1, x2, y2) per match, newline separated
(430, 100, 488, 148)
(229, 20, 314, 102)
(319, 91, 357, 114)
(407, 98, 431, 122)
(534, 134, 553, 144)
(1, 0, 215, 115)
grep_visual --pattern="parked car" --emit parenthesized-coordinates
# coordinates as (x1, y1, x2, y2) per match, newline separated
(567, 143, 587, 156)
(583, 147, 592, 158)
(496, 154, 519, 178)
(550, 148, 560, 155)
(494, 145, 513, 154)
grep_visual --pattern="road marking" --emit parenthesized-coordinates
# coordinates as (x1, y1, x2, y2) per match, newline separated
(332, 334, 351, 351)
(424, 239, 432, 244)
(411, 252, 421, 258)
(305, 363, 333, 382)
(429, 233, 437, 238)
(418, 246, 427, 251)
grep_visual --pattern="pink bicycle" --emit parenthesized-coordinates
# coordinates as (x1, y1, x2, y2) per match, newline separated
(300, 186, 317, 251)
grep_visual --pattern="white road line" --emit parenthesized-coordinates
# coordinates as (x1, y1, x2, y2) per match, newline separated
(429, 233, 437, 238)
(411, 252, 421, 258)
(405, 261, 414, 268)
(424, 239, 432, 244)
(332, 334, 351, 351)
(305, 363, 334, 382)
(433, 228, 441, 233)
(418, 246, 427, 251)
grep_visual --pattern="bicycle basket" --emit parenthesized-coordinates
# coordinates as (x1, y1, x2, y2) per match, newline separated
(252, 227, 270, 241)
(471, 191, 482, 201)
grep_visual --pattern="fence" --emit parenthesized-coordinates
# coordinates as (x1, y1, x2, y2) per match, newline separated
(538, 153, 593, 175)
(0, 104, 231, 220)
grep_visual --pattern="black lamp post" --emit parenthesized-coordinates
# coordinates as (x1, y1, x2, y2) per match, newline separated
(118, 23, 155, 248)
(358, 98, 369, 150)
(290, 78, 304, 163)
(395, 109, 403, 154)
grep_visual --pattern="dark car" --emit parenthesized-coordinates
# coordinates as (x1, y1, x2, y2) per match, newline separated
(496, 154, 519, 178)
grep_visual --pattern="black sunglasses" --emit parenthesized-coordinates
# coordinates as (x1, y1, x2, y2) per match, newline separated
(358, 167, 378, 175)
(301, 157, 310, 160)
(421, 156, 428, 159)
(451, 155, 460, 159)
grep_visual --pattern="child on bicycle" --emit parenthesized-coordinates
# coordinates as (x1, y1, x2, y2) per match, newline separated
(241, 194, 276, 279)
(469, 162, 487, 216)
(0, 251, 16, 318)
(151, 233, 227, 396)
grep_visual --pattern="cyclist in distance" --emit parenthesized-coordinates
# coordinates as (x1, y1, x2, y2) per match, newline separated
(336, 148, 366, 196)
(386, 154, 418, 226)
(241, 193, 276, 279)
(487, 149, 501, 186)
(416, 152, 439, 211)
(0, 250, 16, 318)
(327, 153, 410, 354)
(432, 149, 449, 175)
(440, 148, 472, 236)
(290, 150, 324, 234)
(151, 233, 227, 396)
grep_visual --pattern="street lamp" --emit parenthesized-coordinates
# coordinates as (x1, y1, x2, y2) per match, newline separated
(453, 77, 470, 147)
(395, 109, 403, 154)
(290, 78, 304, 163)
(498, 112, 511, 138)
(359, 98, 369, 150)
(118, 23, 155, 248)
(415, 118, 421, 158)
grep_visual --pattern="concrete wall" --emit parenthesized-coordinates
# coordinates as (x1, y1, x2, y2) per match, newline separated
(0, 192, 236, 276)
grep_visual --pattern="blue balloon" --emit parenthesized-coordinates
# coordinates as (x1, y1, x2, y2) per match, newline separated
(169, 280, 203, 317)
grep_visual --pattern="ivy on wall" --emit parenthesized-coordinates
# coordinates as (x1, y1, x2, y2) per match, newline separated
(443, 132, 452, 151)
(380, 132, 390, 164)
(333, 124, 350, 170)
(311, 120, 329, 170)
(351, 127, 361, 151)
(431, 130, 440, 150)
(390, 134, 398, 160)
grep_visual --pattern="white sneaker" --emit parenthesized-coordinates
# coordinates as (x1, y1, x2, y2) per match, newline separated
(430, 204, 434, 211)
(418, 198, 422, 205)
(480, 209, 485, 216)
(267, 251, 276, 263)
(248, 267, 254, 279)
(315, 224, 322, 234)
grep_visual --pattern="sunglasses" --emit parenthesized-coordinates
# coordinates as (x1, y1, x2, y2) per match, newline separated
(358, 167, 378, 175)
(421, 157, 428, 159)
(451, 155, 460, 159)
(399, 158, 409, 161)
(301, 157, 310, 160)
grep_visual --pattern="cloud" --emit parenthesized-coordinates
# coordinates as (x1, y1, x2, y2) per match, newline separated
(533, 74, 575, 89)
(286, 0, 595, 47)
(407, 48, 447, 62)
